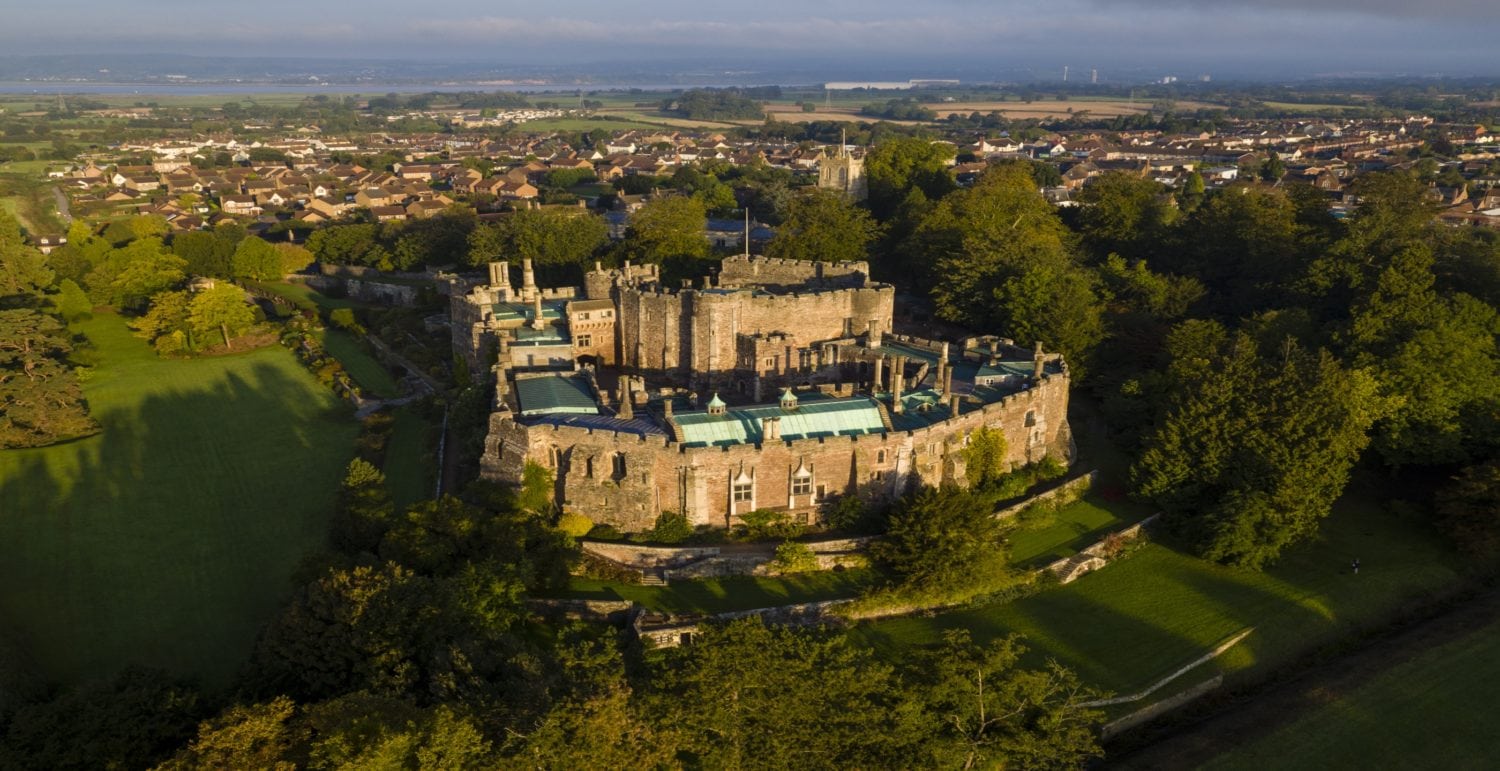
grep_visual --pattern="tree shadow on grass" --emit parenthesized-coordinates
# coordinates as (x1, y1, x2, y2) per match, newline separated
(0, 359, 357, 693)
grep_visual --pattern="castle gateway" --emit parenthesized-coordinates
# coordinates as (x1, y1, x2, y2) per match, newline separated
(452, 254, 1072, 532)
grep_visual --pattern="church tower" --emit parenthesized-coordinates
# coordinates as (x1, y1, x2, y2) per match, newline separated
(817, 129, 867, 201)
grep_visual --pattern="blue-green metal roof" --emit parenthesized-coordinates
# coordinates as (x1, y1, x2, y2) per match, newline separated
(515, 374, 599, 417)
(877, 340, 948, 365)
(976, 359, 1033, 379)
(674, 396, 886, 447)
(490, 299, 567, 324)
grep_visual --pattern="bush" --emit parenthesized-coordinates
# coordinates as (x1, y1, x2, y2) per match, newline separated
(771, 541, 819, 574)
(587, 524, 624, 541)
(557, 512, 594, 539)
(737, 509, 805, 541)
(578, 553, 641, 584)
(648, 512, 693, 544)
(329, 307, 365, 335)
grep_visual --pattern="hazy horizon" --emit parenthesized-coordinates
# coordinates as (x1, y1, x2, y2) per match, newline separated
(3, 0, 1498, 81)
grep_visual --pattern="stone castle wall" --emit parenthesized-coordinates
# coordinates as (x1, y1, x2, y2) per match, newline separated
(717, 255, 870, 290)
(619, 284, 895, 380)
(486, 368, 1071, 531)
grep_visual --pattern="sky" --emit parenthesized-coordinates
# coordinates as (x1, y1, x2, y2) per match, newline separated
(4, 0, 1497, 79)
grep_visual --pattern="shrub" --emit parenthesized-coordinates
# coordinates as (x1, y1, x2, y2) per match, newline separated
(648, 512, 693, 544)
(587, 523, 624, 541)
(557, 512, 595, 539)
(737, 509, 805, 541)
(770, 541, 819, 574)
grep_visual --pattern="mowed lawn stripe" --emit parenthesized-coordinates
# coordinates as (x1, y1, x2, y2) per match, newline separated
(0, 313, 356, 688)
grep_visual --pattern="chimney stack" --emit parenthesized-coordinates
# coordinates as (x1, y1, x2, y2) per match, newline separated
(950, 394, 960, 419)
(891, 356, 905, 413)
(531, 293, 545, 331)
(617, 376, 633, 420)
(935, 342, 949, 395)
(867, 319, 882, 349)
(1032, 341, 1045, 382)
(663, 398, 673, 419)
(872, 355, 885, 393)
(521, 258, 537, 300)
(763, 416, 781, 442)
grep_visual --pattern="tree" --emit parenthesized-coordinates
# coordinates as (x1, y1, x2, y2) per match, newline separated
(1436, 460, 1500, 560)
(2, 666, 200, 771)
(0, 308, 98, 447)
(0, 211, 53, 305)
(1131, 325, 1386, 567)
(171, 230, 230, 278)
(466, 208, 607, 270)
(132, 289, 193, 353)
(157, 697, 300, 771)
(86, 238, 186, 311)
(623, 195, 707, 263)
(870, 485, 1013, 595)
(963, 426, 1010, 487)
(910, 631, 1104, 770)
(864, 136, 957, 219)
(275, 242, 315, 275)
(764, 188, 882, 263)
(188, 284, 255, 349)
(650, 618, 909, 769)
(1075, 172, 1177, 263)
(231, 236, 282, 281)
(52, 278, 91, 323)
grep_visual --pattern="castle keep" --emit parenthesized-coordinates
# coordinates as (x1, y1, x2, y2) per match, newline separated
(452, 255, 1072, 532)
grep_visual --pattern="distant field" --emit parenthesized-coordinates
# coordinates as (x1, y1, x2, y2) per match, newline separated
(0, 313, 356, 688)
(1259, 100, 1363, 113)
(519, 116, 663, 132)
(763, 98, 1226, 124)
(1203, 613, 1500, 770)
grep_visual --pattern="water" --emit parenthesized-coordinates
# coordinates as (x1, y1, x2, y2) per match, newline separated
(0, 81, 744, 97)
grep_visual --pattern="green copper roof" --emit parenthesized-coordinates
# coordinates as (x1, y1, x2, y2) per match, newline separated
(707, 392, 726, 409)
(674, 396, 886, 448)
(515, 374, 600, 417)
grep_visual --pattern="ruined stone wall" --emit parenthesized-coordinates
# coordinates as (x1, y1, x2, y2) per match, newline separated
(717, 255, 871, 290)
(480, 368, 1072, 532)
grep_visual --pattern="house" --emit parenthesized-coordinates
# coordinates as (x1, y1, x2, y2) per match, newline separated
(371, 205, 408, 222)
(221, 195, 261, 216)
(406, 200, 448, 219)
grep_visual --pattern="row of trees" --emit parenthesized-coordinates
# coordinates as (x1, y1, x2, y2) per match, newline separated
(0, 211, 98, 448)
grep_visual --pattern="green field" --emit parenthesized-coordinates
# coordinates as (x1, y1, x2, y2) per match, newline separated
(0, 313, 357, 688)
(247, 279, 367, 313)
(1008, 494, 1154, 567)
(384, 406, 435, 509)
(852, 493, 1462, 696)
(318, 328, 401, 398)
(1204, 614, 1500, 770)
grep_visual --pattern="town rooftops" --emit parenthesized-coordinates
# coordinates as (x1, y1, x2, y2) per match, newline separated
(514, 373, 598, 417)
(673, 395, 887, 448)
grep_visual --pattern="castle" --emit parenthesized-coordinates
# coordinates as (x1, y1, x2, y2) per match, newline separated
(451, 255, 1072, 532)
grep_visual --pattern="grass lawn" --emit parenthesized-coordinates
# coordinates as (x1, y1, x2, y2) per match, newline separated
(1204, 614, 1500, 770)
(851, 490, 1463, 696)
(1008, 494, 1154, 567)
(384, 406, 435, 509)
(247, 279, 367, 314)
(552, 570, 878, 615)
(0, 313, 357, 689)
(318, 327, 401, 399)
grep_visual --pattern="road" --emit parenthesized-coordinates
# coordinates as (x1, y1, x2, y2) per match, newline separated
(52, 186, 71, 224)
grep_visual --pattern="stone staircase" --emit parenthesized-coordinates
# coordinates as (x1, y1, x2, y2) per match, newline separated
(639, 568, 667, 586)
